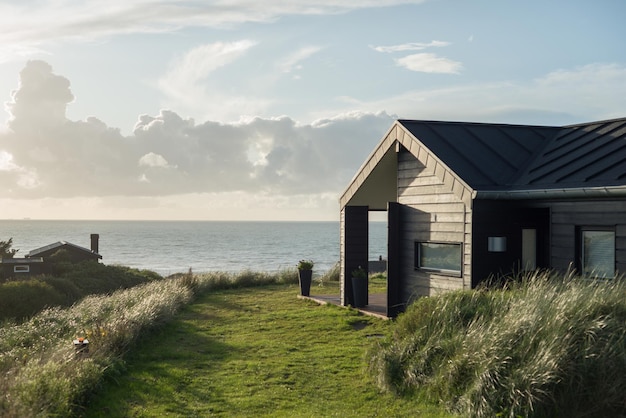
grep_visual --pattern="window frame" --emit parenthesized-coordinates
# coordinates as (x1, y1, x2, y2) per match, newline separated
(13, 265, 30, 273)
(415, 241, 463, 276)
(578, 226, 616, 279)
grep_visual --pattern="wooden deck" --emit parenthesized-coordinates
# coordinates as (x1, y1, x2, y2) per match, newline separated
(298, 292, 389, 320)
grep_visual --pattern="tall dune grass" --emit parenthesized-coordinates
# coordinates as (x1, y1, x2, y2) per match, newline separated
(368, 270, 626, 417)
(0, 269, 298, 417)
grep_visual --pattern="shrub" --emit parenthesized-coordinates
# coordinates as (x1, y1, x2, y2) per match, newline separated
(0, 280, 67, 320)
(0, 264, 162, 322)
(368, 271, 626, 417)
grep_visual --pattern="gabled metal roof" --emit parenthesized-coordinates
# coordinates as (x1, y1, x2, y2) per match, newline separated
(400, 118, 626, 195)
(341, 117, 626, 208)
(516, 118, 626, 189)
(26, 241, 102, 259)
(398, 120, 561, 190)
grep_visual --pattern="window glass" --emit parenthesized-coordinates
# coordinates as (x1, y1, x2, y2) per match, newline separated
(417, 242, 462, 274)
(582, 230, 615, 278)
(14, 265, 30, 273)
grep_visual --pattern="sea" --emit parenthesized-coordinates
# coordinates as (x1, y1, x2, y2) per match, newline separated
(0, 220, 388, 276)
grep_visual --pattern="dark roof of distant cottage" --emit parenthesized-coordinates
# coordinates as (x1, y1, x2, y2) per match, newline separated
(398, 117, 626, 193)
(26, 241, 102, 259)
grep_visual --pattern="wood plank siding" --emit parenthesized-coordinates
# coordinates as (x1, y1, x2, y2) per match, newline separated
(539, 199, 626, 274)
(396, 148, 472, 300)
(473, 199, 626, 279)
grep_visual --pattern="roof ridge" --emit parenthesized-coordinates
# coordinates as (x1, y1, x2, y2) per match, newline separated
(397, 119, 556, 129)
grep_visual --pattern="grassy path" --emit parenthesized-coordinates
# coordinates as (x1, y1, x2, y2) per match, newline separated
(83, 284, 449, 417)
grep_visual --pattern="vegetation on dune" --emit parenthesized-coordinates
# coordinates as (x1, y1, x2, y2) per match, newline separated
(4, 260, 625, 417)
(0, 261, 161, 322)
(0, 270, 307, 417)
(368, 270, 626, 417)
(83, 281, 446, 417)
(0, 277, 193, 417)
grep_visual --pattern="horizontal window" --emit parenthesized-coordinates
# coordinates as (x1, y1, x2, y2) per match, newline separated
(416, 242, 462, 275)
(14, 265, 30, 273)
(582, 229, 615, 278)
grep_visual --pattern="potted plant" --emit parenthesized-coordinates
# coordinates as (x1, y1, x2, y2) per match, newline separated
(351, 266, 367, 308)
(297, 259, 314, 296)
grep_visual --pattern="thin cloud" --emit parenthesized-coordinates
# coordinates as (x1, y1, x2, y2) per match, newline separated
(0, 1, 427, 62)
(158, 40, 257, 99)
(277, 46, 323, 74)
(157, 40, 267, 122)
(321, 63, 626, 124)
(396, 52, 462, 74)
(371, 40, 450, 53)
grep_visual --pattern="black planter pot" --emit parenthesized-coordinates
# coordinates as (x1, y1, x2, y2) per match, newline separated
(351, 276, 367, 308)
(298, 269, 312, 296)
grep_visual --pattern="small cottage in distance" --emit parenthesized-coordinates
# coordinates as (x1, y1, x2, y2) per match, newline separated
(340, 118, 626, 317)
(0, 234, 101, 279)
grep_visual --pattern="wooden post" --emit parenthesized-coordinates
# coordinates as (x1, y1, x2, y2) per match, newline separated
(342, 206, 369, 307)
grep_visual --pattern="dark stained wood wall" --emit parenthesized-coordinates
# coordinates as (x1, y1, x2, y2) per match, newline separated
(340, 206, 369, 306)
(539, 199, 626, 274)
(471, 200, 550, 286)
(474, 198, 626, 279)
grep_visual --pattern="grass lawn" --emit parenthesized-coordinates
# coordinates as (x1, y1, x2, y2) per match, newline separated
(82, 282, 451, 417)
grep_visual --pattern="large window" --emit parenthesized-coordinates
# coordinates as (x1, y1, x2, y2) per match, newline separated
(581, 229, 615, 278)
(416, 242, 462, 275)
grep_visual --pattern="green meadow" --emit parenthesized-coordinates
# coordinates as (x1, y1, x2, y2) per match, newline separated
(83, 281, 447, 417)
(1, 267, 625, 417)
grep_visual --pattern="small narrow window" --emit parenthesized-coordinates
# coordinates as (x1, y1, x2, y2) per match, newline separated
(14, 265, 30, 273)
(416, 242, 462, 275)
(581, 229, 615, 278)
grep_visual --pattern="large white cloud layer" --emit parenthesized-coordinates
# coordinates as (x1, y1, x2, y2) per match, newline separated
(0, 60, 394, 201)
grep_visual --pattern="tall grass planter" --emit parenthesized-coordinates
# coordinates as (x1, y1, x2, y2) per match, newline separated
(368, 271, 626, 417)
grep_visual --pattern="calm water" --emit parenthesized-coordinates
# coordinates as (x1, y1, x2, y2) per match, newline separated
(0, 220, 388, 276)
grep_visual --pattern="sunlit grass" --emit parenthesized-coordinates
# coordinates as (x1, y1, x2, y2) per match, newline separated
(0, 268, 432, 417)
(83, 284, 449, 417)
(368, 270, 626, 417)
(0, 277, 193, 417)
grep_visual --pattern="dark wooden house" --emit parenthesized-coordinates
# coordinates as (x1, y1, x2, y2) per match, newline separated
(0, 234, 101, 280)
(340, 118, 626, 317)
(0, 257, 44, 279)
(26, 234, 102, 265)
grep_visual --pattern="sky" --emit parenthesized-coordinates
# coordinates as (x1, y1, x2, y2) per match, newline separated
(0, 0, 625, 221)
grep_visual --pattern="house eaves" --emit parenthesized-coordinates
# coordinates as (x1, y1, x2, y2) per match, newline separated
(0, 257, 44, 264)
(474, 185, 626, 200)
(340, 121, 474, 210)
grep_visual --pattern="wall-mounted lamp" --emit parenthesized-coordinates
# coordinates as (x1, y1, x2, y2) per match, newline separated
(488, 237, 507, 252)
